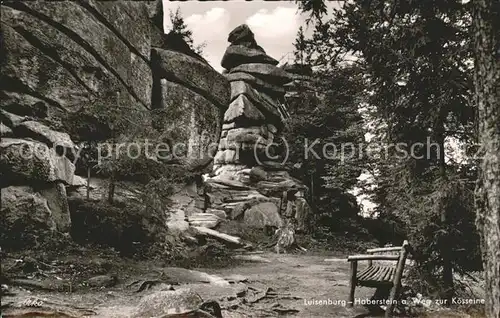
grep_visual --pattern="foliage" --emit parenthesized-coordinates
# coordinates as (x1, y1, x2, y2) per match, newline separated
(297, 229, 378, 255)
(295, 0, 327, 24)
(285, 40, 367, 231)
(293, 27, 309, 65)
(83, 96, 197, 199)
(68, 197, 170, 258)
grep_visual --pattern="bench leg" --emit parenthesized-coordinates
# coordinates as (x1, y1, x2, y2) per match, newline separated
(386, 250, 407, 317)
(386, 275, 403, 317)
(348, 261, 357, 307)
(385, 284, 399, 317)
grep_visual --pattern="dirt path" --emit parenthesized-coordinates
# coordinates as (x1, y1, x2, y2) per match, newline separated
(3, 251, 380, 318)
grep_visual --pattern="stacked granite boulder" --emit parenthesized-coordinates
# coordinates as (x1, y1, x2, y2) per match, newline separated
(204, 25, 312, 232)
(212, 24, 290, 177)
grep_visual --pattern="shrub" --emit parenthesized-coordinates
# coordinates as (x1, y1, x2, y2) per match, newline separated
(68, 197, 168, 257)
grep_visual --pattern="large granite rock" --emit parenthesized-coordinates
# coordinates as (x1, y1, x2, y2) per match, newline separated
(152, 48, 230, 109)
(0, 185, 70, 249)
(1, 186, 55, 232)
(221, 45, 278, 70)
(0, 109, 25, 127)
(219, 126, 269, 150)
(230, 63, 292, 86)
(154, 79, 222, 168)
(133, 288, 222, 318)
(225, 72, 286, 97)
(230, 81, 283, 123)
(213, 149, 240, 164)
(166, 209, 190, 233)
(1, 123, 13, 137)
(243, 202, 283, 228)
(39, 182, 71, 232)
(133, 289, 203, 318)
(15, 121, 76, 155)
(1, 0, 231, 247)
(0, 0, 156, 245)
(84, 0, 152, 61)
(224, 95, 264, 123)
(225, 127, 267, 145)
(228, 24, 255, 44)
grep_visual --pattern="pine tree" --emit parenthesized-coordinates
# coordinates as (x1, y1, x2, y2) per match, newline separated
(293, 27, 307, 64)
(168, 8, 205, 55)
(286, 28, 367, 234)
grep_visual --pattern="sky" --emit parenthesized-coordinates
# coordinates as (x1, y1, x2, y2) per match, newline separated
(162, 1, 321, 72)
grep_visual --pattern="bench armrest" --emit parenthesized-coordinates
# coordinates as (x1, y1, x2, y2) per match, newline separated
(347, 254, 399, 261)
(366, 246, 402, 253)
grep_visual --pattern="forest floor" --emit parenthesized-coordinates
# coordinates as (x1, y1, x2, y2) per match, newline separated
(1, 248, 483, 318)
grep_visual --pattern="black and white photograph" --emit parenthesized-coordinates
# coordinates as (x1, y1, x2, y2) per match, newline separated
(0, 0, 499, 317)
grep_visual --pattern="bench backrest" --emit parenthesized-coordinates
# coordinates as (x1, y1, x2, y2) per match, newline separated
(366, 240, 410, 269)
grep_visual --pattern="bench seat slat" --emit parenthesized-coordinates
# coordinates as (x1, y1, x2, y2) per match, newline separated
(357, 265, 379, 281)
(377, 266, 391, 281)
(365, 266, 384, 281)
(373, 266, 386, 281)
(383, 266, 394, 281)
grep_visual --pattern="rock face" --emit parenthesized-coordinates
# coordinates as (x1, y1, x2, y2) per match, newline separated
(0, 0, 157, 244)
(0, 185, 70, 248)
(152, 49, 230, 109)
(1, 138, 75, 185)
(0, 0, 229, 246)
(203, 25, 312, 232)
(151, 48, 229, 169)
(1, 1, 153, 122)
(0, 1, 308, 245)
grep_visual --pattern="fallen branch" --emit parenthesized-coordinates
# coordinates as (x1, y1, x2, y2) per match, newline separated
(192, 226, 243, 246)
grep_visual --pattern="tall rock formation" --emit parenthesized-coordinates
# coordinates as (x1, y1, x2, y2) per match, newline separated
(1, 1, 156, 245)
(0, 0, 230, 247)
(204, 25, 312, 233)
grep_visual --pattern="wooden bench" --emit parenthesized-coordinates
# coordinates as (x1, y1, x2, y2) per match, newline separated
(347, 241, 410, 317)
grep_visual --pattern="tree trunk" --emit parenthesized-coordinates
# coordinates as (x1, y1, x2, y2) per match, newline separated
(108, 173, 115, 204)
(107, 141, 116, 204)
(473, 0, 500, 316)
(86, 166, 91, 200)
(437, 125, 454, 304)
